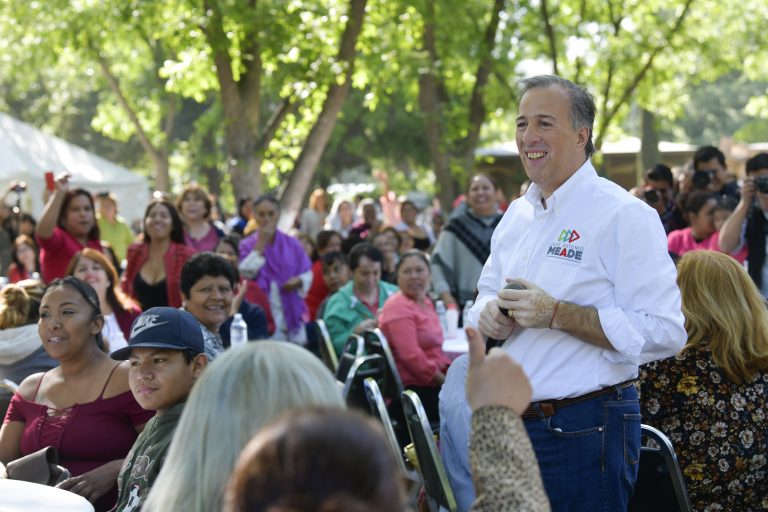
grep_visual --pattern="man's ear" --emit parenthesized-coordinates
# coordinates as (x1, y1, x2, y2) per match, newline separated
(191, 353, 208, 378)
(575, 126, 590, 149)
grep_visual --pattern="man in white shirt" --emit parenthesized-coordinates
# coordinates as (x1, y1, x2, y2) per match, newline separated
(468, 75, 686, 510)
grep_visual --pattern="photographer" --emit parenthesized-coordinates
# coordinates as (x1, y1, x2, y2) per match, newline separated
(718, 153, 768, 297)
(693, 145, 740, 201)
(643, 164, 686, 233)
(0, 180, 28, 275)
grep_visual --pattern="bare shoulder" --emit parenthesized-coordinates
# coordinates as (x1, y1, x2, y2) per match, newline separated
(16, 372, 47, 401)
(102, 361, 132, 399)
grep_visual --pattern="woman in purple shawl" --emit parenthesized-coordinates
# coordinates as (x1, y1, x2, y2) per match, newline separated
(238, 196, 313, 343)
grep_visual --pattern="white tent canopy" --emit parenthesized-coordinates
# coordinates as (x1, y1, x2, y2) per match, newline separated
(0, 113, 149, 224)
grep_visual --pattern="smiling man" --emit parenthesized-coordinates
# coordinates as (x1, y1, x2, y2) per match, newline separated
(111, 307, 208, 512)
(467, 75, 686, 510)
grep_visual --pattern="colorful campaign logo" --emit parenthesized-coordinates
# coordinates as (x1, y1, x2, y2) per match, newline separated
(546, 228, 584, 262)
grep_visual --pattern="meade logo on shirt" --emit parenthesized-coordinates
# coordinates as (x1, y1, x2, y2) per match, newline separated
(546, 228, 584, 262)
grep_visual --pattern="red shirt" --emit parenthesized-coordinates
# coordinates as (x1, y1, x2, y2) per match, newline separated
(121, 241, 195, 309)
(305, 260, 329, 320)
(37, 227, 102, 283)
(379, 291, 451, 387)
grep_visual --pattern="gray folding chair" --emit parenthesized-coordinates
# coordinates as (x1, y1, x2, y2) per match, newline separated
(364, 377, 408, 474)
(342, 354, 385, 410)
(401, 390, 457, 512)
(335, 334, 365, 382)
(362, 328, 405, 400)
(314, 319, 339, 373)
(629, 424, 692, 512)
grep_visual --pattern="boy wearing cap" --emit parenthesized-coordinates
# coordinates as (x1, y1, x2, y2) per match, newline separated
(111, 307, 208, 512)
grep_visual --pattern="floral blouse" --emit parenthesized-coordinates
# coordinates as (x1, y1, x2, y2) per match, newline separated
(639, 348, 768, 511)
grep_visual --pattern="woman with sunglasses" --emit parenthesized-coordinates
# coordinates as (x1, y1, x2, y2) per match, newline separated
(0, 277, 153, 511)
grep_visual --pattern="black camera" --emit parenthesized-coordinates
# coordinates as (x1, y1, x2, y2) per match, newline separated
(11, 182, 27, 193)
(755, 176, 768, 194)
(643, 189, 660, 204)
(692, 170, 713, 190)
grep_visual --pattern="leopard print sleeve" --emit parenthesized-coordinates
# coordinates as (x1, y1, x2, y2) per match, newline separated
(469, 406, 551, 512)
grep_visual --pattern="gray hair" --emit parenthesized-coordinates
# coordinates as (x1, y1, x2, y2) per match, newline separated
(143, 342, 345, 512)
(519, 75, 596, 157)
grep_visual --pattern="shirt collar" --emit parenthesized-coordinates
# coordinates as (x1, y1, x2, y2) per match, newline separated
(524, 159, 597, 215)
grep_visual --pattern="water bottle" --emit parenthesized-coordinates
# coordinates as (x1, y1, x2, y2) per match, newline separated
(435, 300, 448, 335)
(230, 313, 248, 347)
(462, 299, 474, 328)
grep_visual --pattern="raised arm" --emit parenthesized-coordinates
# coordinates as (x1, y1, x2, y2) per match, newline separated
(719, 177, 753, 253)
(36, 174, 70, 240)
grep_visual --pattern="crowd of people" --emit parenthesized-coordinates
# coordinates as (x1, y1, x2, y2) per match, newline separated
(0, 73, 766, 512)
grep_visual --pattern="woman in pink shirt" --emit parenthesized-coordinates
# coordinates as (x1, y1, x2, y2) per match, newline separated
(379, 250, 450, 422)
(35, 174, 103, 283)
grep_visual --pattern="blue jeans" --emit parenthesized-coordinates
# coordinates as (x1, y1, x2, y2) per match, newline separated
(524, 383, 641, 512)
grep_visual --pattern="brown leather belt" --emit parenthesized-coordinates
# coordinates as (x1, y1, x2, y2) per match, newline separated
(521, 380, 636, 420)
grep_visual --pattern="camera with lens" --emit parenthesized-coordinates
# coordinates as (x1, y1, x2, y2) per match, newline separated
(643, 189, 660, 204)
(11, 182, 27, 194)
(754, 175, 768, 194)
(692, 170, 714, 190)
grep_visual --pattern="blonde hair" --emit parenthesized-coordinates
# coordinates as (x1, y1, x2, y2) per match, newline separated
(144, 342, 345, 512)
(0, 280, 46, 329)
(677, 250, 768, 384)
(308, 188, 328, 212)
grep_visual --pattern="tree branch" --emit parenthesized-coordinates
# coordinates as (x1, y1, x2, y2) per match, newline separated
(462, 0, 505, 168)
(257, 96, 298, 150)
(595, 0, 695, 149)
(201, 0, 243, 142)
(92, 47, 162, 166)
(540, 0, 559, 75)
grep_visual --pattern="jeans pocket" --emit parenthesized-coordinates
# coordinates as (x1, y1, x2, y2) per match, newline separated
(623, 413, 641, 486)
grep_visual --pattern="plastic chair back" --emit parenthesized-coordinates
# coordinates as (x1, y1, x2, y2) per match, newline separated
(363, 377, 408, 474)
(314, 319, 339, 373)
(335, 334, 365, 382)
(629, 424, 692, 512)
(342, 354, 385, 410)
(401, 390, 457, 512)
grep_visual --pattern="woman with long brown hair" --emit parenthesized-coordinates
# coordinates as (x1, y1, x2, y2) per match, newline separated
(122, 199, 195, 309)
(67, 248, 140, 353)
(35, 174, 102, 283)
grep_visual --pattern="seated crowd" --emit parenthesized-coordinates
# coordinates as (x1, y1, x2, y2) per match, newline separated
(0, 148, 767, 511)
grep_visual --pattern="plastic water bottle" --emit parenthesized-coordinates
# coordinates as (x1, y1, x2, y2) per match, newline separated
(230, 313, 248, 346)
(462, 299, 474, 328)
(435, 300, 448, 335)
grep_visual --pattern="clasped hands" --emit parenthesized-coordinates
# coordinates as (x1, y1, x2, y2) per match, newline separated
(477, 278, 558, 340)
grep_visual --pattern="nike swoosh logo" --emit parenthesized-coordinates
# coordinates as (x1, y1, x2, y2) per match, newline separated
(131, 321, 169, 337)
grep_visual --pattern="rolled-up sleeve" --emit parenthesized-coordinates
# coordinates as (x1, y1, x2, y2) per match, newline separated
(597, 202, 686, 365)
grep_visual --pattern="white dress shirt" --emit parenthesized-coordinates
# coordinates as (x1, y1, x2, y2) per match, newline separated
(468, 160, 686, 401)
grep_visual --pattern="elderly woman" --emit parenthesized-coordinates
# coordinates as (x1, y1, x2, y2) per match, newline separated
(431, 174, 502, 312)
(143, 342, 345, 512)
(35, 174, 103, 283)
(179, 252, 239, 362)
(122, 198, 195, 309)
(639, 250, 768, 510)
(324, 198, 356, 239)
(177, 184, 224, 252)
(0, 277, 152, 511)
(322, 243, 398, 356)
(239, 196, 312, 344)
(379, 250, 450, 422)
(67, 248, 140, 353)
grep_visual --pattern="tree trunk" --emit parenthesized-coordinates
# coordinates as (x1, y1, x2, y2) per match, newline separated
(277, 0, 368, 231)
(638, 108, 660, 184)
(418, 0, 457, 213)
